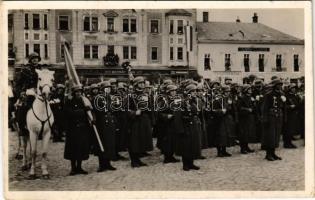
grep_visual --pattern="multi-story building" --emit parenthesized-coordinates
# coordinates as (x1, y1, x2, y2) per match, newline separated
(197, 12, 304, 84)
(8, 10, 304, 84)
(9, 9, 197, 83)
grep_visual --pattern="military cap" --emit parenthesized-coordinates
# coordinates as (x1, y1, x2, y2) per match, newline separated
(163, 79, 173, 85)
(271, 77, 283, 87)
(196, 83, 204, 90)
(288, 83, 297, 90)
(225, 77, 232, 81)
(117, 82, 126, 90)
(185, 84, 197, 93)
(133, 76, 145, 86)
(100, 81, 111, 88)
(166, 84, 178, 93)
(56, 84, 65, 89)
(271, 76, 279, 81)
(180, 79, 191, 88)
(210, 80, 220, 88)
(254, 79, 263, 85)
(109, 78, 117, 85)
(222, 85, 231, 92)
(71, 84, 83, 92)
(28, 52, 41, 62)
(90, 83, 99, 89)
(242, 84, 251, 93)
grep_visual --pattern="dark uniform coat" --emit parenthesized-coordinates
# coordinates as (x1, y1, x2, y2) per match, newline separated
(64, 96, 91, 161)
(127, 91, 154, 153)
(175, 96, 202, 159)
(261, 90, 285, 149)
(285, 92, 301, 136)
(91, 94, 116, 159)
(238, 95, 257, 143)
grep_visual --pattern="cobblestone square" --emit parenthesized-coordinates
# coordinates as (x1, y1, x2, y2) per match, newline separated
(8, 130, 304, 191)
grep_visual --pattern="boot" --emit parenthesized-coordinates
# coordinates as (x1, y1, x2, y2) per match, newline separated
(189, 160, 200, 170)
(129, 152, 140, 168)
(271, 149, 282, 160)
(217, 147, 224, 157)
(222, 147, 232, 157)
(97, 156, 106, 172)
(182, 158, 190, 171)
(240, 144, 248, 154)
(104, 159, 117, 170)
(265, 150, 275, 161)
(69, 160, 77, 176)
(246, 145, 255, 153)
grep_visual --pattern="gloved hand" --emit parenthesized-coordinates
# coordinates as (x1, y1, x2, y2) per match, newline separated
(26, 89, 36, 96)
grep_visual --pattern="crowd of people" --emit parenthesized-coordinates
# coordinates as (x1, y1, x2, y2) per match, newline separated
(9, 53, 305, 175)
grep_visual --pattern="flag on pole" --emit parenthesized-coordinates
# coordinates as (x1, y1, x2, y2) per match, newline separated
(185, 25, 193, 52)
(61, 36, 105, 152)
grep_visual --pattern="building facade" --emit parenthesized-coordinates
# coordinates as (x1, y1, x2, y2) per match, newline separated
(8, 10, 304, 84)
(9, 9, 197, 83)
(196, 12, 304, 84)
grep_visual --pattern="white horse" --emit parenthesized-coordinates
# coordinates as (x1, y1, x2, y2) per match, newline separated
(26, 69, 54, 179)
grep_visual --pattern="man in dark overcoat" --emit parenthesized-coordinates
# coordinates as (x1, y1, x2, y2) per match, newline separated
(261, 78, 286, 161)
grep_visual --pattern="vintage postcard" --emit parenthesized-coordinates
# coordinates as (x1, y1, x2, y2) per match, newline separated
(1, 1, 313, 199)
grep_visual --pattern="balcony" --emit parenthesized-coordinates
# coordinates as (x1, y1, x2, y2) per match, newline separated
(104, 30, 118, 34)
(272, 67, 287, 72)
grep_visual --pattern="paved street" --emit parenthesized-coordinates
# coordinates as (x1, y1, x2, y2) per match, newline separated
(8, 130, 304, 191)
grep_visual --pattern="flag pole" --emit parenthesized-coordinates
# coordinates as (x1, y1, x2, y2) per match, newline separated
(62, 39, 104, 152)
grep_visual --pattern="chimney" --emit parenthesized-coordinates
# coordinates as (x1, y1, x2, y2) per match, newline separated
(203, 11, 209, 22)
(252, 13, 258, 23)
(236, 16, 241, 23)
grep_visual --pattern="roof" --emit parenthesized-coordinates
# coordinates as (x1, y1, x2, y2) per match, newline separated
(197, 22, 304, 45)
(166, 9, 192, 17)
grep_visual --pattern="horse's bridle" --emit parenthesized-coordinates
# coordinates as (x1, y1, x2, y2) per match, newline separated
(32, 83, 53, 136)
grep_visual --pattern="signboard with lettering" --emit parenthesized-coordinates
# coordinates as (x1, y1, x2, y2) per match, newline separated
(238, 47, 270, 52)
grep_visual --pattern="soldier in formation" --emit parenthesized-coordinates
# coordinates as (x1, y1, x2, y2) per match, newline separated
(11, 56, 305, 173)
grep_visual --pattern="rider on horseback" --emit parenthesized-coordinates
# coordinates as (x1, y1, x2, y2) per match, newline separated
(15, 52, 42, 109)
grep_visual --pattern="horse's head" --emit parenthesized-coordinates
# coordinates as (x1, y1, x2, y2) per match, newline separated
(36, 69, 55, 100)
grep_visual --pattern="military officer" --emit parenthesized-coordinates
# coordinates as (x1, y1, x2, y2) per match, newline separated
(261, 78, 285, 161)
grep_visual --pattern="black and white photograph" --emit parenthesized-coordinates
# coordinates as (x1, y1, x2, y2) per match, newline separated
(2, 1, 314, 199)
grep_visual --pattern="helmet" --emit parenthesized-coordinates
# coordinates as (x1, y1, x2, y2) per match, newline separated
(185, 84, 197, 93)
(71, 84, 83, 92)
(133, 76, 145, 86)
(166, 84, 177, 93)
(100, 81, 111, 88)
(242, 84, 251, 93)
(28, 52, 41, 62)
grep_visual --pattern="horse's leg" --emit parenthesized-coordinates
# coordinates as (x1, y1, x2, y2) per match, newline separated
(41, 129, 51, 177)
(28, 130, 38, 177)
(21, 136, 28, 169)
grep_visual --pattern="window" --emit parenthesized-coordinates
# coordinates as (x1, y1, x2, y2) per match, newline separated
(107, 18, 114, 32)
(123, 46, 129, 59)
(34, 33, 40, 40)
(150, 20, 159, 33)
(170, 38, 173, 44)
(151, 47, 158, 61)
(225, 54, 231, 71)
(92, 45, 98, 59)
(8, 43, 14, 59)
(170, 47, 174, 60)
(204, 54, 211, 70)
(177, 20, 183, 34)
(84, 45, 98, 59)
(44, 34, 48, 40)
(25, 33, 29, 40)
(24, 13, 29, 29)
(259, 54, 264, 72)
(108, 45, 114, 55)
(33, 44, 40, 56)
(123, 19, 129, 32)
(8, 14, 13, 30)
(60, 44, 65, 59)
(44, 14, 48, 29)
(203, 12, 209, 22)
(169, 20, 174, 34)
(131, 19, 137, 33)
(178, 38, 183, 44)
(25, 43, 29, 58)
(32, 14, 40, 30)
(84, 45, 90, 59)
(84, 17, 90, 31)
(276, 54, 282, 71)
(294, 54, 299, 72)
(177, 47, 183, 60)
(83, 16, 98, 31)
(59, 16, 69, 31)
(244, 54, 250, 72)
(131, 46, 137, 59)
(44, 44, 48, 59)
